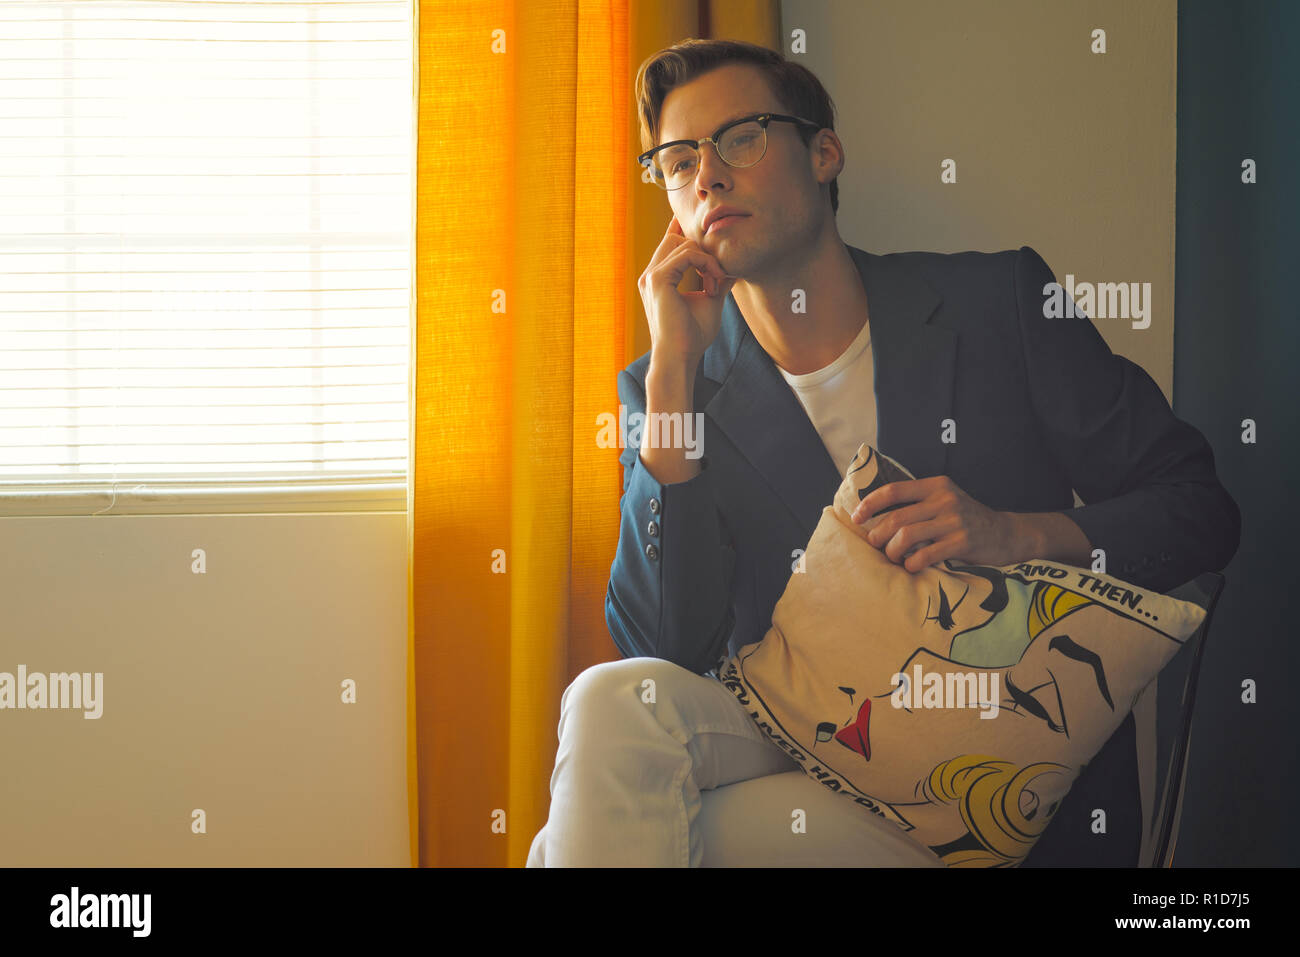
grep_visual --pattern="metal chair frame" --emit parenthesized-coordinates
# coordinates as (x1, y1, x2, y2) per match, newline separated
(1144, 571, 1226, 868)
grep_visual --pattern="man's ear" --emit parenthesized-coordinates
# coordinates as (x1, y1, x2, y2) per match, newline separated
(811, 128, 845, 185)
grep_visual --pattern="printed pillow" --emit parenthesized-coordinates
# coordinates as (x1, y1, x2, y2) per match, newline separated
(717, 443, 1206, 867)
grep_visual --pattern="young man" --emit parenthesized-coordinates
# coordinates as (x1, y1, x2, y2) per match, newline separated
(526, 39, 1240, 867)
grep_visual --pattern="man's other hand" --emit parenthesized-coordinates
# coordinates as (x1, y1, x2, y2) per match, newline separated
(850, 475, 1025, 572)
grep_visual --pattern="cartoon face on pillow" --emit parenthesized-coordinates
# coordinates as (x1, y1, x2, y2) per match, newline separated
(718, 444, 1205, 867)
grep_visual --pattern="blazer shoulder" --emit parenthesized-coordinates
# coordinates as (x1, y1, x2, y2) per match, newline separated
(874, 247, 1067, 318)
(882, 246, 1029, 292)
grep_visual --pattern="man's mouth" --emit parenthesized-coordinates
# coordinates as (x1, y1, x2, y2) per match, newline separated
(706, 214, 747, 234)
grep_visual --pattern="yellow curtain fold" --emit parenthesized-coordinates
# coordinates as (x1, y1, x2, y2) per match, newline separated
(413, 0, 627, 868)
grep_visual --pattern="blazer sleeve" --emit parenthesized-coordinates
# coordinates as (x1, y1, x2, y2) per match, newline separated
(1012, 245, 1241, 593)
(603, 367, 738, 675)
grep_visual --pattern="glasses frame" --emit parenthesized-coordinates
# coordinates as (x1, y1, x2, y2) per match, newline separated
(637, 112, 823, 190)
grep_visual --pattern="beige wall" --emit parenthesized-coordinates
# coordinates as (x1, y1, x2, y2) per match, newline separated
(780, 0, 1178, 396)
(0, 513, 408, 866)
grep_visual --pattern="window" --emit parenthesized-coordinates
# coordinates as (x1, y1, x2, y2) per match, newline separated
(0, 0, 414, 515)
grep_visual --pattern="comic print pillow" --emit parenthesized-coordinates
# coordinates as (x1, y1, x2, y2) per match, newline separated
(716, 443, 1207, 867)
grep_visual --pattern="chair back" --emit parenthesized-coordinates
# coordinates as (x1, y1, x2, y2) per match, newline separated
(1144, 571, 1226, 867)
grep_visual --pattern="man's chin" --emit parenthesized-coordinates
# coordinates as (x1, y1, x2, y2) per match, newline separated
(710, 237, 773, 282)
(710, 246, 748, 280)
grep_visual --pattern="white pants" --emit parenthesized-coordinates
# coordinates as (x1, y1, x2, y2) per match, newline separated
(525, 657, 944, 867)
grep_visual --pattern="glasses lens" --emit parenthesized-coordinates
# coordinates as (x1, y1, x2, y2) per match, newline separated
(718, 121, 765, 167)
(657, 144, 698, 190)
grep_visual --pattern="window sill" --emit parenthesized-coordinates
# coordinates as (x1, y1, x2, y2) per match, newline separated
(0, 475, 408, 517)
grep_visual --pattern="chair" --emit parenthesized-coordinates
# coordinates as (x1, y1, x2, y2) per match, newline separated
(1138, 571, 1226, 867)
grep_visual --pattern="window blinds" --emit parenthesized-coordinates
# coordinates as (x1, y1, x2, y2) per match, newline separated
(0, 0, 413, 514)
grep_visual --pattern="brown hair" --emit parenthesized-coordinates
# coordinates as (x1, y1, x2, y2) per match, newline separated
(634, 38, 839, 214)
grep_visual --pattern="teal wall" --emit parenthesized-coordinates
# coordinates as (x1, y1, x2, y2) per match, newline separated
(1173, 0, 1299, 866)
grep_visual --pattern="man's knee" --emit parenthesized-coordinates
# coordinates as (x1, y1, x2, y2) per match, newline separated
(561, 656, 698, 723)
(564, 657, 696, 712)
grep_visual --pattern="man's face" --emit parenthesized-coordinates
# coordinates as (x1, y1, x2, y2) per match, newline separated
(656, 63, 831, 278)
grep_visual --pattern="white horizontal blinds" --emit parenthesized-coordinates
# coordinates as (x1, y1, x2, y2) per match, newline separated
(0, 0, 412, 493)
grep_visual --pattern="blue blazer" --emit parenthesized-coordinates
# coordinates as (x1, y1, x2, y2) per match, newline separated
(604, 242, 1241, 865)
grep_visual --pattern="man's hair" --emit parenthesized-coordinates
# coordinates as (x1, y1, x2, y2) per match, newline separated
(634, 38, 839, 215)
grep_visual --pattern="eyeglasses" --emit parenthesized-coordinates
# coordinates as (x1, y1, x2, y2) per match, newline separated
(637, 112, 822, 190)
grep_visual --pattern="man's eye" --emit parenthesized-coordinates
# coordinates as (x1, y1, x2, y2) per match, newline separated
(671, 157, 696, 174)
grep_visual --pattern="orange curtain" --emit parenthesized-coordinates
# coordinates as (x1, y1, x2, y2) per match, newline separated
(412, 0, 628, 869)
(411, 0, 779, 868)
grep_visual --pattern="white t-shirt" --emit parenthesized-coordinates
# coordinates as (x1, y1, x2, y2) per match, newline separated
(775, 316, 878, 478)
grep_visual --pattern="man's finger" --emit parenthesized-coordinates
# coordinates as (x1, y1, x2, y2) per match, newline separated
(853, 479, 930, 522)
(658, 243, 727, 289)
(646, 216, 689, 273)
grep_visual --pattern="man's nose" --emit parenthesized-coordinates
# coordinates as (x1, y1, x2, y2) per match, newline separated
(693, 141, 731, 195)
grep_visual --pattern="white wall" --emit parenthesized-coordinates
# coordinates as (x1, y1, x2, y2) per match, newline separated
(0, 511, 408, 866)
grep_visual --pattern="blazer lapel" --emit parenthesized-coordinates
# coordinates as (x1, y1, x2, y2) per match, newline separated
(857, 247, 955, 484)
(702, 243, 953, 538)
